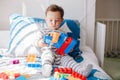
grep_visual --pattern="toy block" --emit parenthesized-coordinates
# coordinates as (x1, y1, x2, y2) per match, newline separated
(54, 32, 68, 48)
(53, 67, 86, 80)
(22, 74, 30, 78)
(44, 32, 68, 48)
(67, 75, 80, 80)
(26, 62, 42, 68)
(54, 72, 60, 78)
(50, 32, 60, 43)
(56, 37, 73, 56)
(15, 75, 27, 80)
(54, 68, 72, 74)
(60, 74, 69, 78)
(10, 59, 19, 64)
(56, 37, 77, 55)
(49, 76, 56, 80)
(0, 72, 9, 79)
(64, 38, 77, 54)
(60, 78, 68, 80)
(26, 54, 37, 62)
(14, 73, 21, 78)
(44, 35, 52, 46)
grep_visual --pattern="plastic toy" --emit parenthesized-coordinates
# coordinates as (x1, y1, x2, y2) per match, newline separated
(10, 59, 19, 64)
(26, 54, 37, 62)
(53, 67, 86, 80)
(15, 75, 27, 80)
(44, 31, 77, 56)
(26, 62, 42, 69)
(50, 32, 60, 43)
(0, 72, 9, 80)
(56, 37, 77, 56)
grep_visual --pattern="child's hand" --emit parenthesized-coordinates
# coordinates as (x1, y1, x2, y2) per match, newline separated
(35, 39, 48, 47)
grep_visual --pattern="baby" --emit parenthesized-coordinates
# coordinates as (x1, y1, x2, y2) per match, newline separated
(35, 4, 93, 78)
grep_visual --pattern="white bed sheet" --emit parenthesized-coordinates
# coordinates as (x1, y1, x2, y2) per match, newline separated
(0, 46, 112, 80)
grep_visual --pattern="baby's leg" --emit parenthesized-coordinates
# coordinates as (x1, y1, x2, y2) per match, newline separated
(61, 55, 93, 77)
(41, 47, 55, 77)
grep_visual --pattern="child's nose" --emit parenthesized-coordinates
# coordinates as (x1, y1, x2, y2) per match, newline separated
(52, 20, 56, 25)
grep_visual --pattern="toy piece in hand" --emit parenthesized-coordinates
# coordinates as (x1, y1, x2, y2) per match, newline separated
(50, 32, 60, 43)
(44, 32, 77, 56)
(44, 32, 68, 48)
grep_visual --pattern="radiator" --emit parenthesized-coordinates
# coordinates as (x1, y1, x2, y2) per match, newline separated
(96, 19, 120, 57)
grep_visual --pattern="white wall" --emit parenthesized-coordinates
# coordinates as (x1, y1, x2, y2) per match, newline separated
(0, 0, 96, 50)
(0, 0, 23, 30)
(0, 0, 86, 30)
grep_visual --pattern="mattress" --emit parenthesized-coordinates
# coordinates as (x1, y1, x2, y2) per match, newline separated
(0, 46, 112, 80)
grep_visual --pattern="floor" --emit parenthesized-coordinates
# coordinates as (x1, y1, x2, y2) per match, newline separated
(103, 57, 120, 80)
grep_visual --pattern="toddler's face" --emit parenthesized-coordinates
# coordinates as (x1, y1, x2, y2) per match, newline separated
(45, 11, 63, 30)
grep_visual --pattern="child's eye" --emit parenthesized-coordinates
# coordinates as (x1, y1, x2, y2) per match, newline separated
(55, 20, 60, 22)
(49, 20, 53, 22)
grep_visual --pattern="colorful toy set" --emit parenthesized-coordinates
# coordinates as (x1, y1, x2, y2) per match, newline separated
(50, 67, 86, 80)
(26, 54, 42, 69)
(0, 72, 28, 80)
(0, 54, 42, 80)
(44, 31, 77, 56)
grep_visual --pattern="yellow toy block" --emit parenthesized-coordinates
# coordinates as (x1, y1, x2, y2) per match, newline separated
(22, 74, 30, 78)
(67, 75, 81, 80)
(26, 54, 37, 62)
(54, 72, 60, 78)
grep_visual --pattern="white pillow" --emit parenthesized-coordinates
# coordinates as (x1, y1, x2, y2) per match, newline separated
(60, 19, 86, 50)
(6, 14, 43, 56)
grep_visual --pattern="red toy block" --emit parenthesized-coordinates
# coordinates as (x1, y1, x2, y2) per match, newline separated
(0, 72, 9, 79)
(54, 67, 72, 74)
(14, 73, 21, 78)
(56, 37, 73, 56)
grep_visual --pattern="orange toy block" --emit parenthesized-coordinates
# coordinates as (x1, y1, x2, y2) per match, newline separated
(26, 54, 37, 62)
(67, 75, 81, 80)
(50, 32, 60, 43)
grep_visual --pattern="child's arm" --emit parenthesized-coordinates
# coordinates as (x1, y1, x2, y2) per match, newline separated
(35, 39, 48, 48)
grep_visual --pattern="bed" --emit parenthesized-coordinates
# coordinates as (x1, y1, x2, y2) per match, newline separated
(0, 0, 112, 80)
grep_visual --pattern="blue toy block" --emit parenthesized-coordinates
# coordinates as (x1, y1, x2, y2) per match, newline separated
(49, 76, 55, 80)
(60, 78, 68, 80)
(54, 32, 68, 48)
(44, 32, 68, 48)
(64, 38, 77, 54)
(44, 35, 52, 46)
(15, 75, 27, 80)
(26, 62, 42, 69)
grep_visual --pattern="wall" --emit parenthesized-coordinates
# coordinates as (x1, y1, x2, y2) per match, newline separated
(0, 0, 86, 30)
(96, 0, 120, 19)
(0, 0, 23, 30)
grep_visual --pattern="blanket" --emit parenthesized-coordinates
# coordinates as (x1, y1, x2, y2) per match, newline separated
(0, 46, 112, 80)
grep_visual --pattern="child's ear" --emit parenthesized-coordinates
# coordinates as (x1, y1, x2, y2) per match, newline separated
(61, 18, 64, 22)
(45, 17, 47, 21)
(62, 18, 64, 20)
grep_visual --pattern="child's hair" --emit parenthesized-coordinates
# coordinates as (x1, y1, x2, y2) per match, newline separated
(45, 4, 64, 18)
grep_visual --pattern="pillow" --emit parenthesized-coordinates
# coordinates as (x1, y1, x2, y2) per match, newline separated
(6, 14, 45, 56)
(7, 14, 85, 59)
